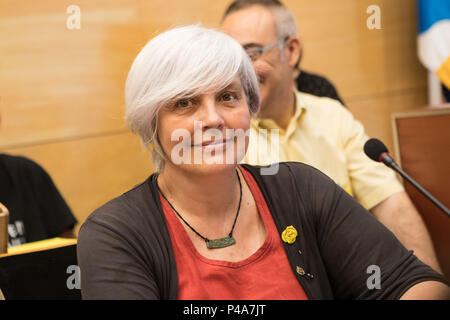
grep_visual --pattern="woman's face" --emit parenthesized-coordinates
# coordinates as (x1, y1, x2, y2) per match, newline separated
(157, 76, 251, 175)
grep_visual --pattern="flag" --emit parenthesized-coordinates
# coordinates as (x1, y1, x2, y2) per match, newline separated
(417, 0, 450, 90)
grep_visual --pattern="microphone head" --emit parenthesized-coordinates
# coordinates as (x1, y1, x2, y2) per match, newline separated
(364, 138, 389, 162)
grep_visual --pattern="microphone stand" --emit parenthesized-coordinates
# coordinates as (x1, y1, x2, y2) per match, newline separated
(380, 153, 450, 218)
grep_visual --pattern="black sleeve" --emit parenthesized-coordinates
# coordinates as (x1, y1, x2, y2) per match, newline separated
(302, 166, 448, 299)
(77, 205, 160, 300)
(26, 159, 77, 236)
(295, 70, 345, 105)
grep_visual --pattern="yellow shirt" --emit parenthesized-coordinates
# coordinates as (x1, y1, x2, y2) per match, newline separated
(243, 91, 404, 210)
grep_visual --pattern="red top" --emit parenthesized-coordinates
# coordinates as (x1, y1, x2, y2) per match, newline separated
(159, 166, 309, 300)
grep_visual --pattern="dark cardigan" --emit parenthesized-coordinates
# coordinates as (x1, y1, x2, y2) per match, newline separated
(77, 162, 447, 299)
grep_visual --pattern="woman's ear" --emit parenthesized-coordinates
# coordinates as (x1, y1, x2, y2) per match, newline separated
(285, 36, 301, 68)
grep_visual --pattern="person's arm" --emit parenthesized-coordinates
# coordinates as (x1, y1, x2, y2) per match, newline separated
(295, 164, 449, 299)
(371, 191, 442, 273)
(26, 159, 78, 237)
(77, 217, 160, 300)
(400, 281, 450, 300)
(337, 108, 441, 274)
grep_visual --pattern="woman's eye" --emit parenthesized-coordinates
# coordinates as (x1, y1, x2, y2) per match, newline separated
(176, 99, 191, 108)
(221, 92, 235, 102)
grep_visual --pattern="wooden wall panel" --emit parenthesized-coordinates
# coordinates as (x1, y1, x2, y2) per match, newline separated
(287, 0, 426, 99)
(3, 132, 153, 235)
(347, 90, 428, 156)
(137, 0, 228, 31)
(0, 0, 145, 148)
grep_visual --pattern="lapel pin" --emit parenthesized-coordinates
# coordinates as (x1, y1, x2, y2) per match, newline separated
(282, 225, 298, 244)
(296, 266, 305, 276)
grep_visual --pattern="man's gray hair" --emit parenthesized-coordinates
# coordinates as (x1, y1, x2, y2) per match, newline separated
(124, 25, 260, 172)
(222, 0, 298, 39)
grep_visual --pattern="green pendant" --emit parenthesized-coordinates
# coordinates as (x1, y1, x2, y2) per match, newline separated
(206, 236, 236, 249)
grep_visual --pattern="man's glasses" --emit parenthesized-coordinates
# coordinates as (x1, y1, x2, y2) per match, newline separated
(244, 36, 290, 61)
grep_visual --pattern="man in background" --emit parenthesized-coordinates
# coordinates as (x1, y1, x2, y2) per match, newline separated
(221, 0, 442, 272)
(0, 115, 77, 247)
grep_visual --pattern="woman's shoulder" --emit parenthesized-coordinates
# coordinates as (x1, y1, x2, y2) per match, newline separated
(81, 174, 162, 235)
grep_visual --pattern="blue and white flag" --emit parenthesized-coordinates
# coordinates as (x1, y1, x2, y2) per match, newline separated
(417, 0, 450, 89)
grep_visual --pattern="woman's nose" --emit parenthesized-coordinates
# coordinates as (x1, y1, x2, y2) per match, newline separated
(198, 97, 224, 129)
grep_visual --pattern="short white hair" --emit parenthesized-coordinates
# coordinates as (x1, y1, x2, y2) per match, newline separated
(124, 25, 260, 172)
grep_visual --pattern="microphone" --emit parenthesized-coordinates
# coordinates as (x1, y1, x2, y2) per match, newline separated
(364, 138, 450, 218)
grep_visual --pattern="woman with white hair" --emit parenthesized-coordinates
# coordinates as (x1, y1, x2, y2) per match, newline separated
(77, 25, 449, 300)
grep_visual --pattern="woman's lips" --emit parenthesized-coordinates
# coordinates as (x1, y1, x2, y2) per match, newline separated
(202, 140, 223, 146)
(193, 139, 232, 149)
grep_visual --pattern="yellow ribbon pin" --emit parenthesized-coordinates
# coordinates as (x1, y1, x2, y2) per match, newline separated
(281, 225, 298, 244)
